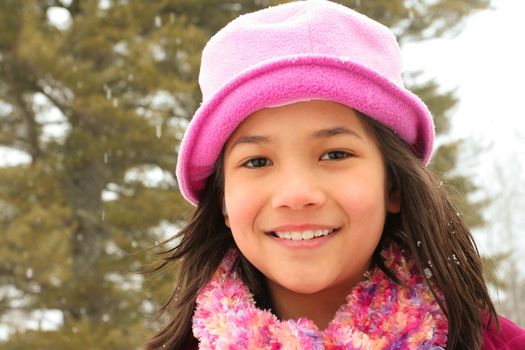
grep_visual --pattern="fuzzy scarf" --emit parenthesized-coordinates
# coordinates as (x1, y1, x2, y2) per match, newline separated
(192, 244, 448, 349)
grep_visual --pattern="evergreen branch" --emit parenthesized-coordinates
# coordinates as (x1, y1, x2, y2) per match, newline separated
(0, 135, 31, 153)
(10, 91, 40, 162)
(33, 83, 73, 121)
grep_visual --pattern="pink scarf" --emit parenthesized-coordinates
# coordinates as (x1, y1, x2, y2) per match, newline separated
(193, 244, 448, 349)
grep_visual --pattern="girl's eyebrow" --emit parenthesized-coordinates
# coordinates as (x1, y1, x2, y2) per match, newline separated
(230, 127, 362, 150)
(230, 135, 270, 149)
(313, 127, 363, 140)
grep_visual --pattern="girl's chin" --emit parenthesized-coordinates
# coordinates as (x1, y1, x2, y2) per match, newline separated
(267, 276, 340, 296)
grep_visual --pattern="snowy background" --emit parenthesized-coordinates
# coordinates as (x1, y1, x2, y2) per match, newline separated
(402, 0, 525, 277)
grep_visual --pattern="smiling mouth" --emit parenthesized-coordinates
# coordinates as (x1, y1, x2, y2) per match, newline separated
(269, 228, 339, 241)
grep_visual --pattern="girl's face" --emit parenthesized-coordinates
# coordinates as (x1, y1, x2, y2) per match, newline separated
(223, 100, 399, 297)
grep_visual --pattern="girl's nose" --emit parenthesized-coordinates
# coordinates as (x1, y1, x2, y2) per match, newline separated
(270, 170, 326, 210)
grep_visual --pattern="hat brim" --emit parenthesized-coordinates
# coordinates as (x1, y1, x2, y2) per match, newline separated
(176, 55, 434, 205)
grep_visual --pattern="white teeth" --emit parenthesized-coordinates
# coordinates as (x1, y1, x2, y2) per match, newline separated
(302, 231, 314, 240)
(274, 229, 334, 240)
(291, 232, 302, 240)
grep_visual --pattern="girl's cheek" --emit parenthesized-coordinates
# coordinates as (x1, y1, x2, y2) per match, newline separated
(224, 183, 263, 231)
(337, 175, 387, 216)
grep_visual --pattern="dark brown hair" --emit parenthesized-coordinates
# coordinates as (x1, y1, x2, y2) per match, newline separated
(144, 114, 497, 350)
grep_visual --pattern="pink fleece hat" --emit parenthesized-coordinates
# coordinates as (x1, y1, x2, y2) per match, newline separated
(177, 0, 435, 205)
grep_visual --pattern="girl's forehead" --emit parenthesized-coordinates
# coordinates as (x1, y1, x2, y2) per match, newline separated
(231, 100, 367, 136)
(223, 100, 376, 157)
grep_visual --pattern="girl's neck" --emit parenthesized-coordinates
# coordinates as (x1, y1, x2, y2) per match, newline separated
(267, 276, 365, 330)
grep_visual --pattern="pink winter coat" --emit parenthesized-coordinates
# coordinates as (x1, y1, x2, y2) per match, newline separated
(482, 316, 525, 349)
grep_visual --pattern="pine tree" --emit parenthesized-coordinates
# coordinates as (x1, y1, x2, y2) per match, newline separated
(0, 0, 204, 347)
(0, 0, 493, 348)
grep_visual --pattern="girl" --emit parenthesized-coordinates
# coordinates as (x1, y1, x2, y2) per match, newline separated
(146, 1, 525, 349)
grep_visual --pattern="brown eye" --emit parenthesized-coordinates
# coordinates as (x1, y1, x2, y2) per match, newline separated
(320, 150, 351, 161)
(242, 157, 273, 168)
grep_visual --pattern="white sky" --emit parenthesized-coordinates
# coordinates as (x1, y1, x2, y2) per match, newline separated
(403, 0, 525, 144)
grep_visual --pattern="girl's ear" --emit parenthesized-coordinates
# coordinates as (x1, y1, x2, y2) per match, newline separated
(387, 186, 401, 214)
(222, 197, 230, 227)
